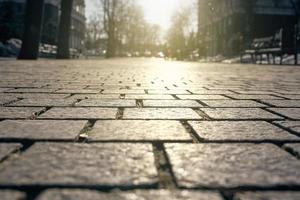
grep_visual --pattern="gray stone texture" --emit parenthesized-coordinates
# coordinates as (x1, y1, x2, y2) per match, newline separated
(88, 120, 191, 141)
(188, 121, 299, 141)
(0, 190, 26, 200)
(165, 143, 300, 188)
(39, 107, 117, 119)
(0, 143, 21, 161)
(37, 189, 223, 200)
(123, 108, 201, 119)
(200, 108, 283, 120)
(268, 108, 300, 119)
(75, 99, 136, 107)
(143, 100, 201, 107)
(0, 107, 44, 119)
(0, 143, 157, 186)
(0, 120, 87, 140)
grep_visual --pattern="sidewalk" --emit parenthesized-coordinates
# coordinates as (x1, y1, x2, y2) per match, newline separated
(0, 58, 299, 200)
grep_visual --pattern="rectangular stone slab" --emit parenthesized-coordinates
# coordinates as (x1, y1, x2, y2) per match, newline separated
(200, 108, 283, 120)
(0, 107, 45, 119)
(37, 189, 223, 200)
(88, 120, 191, 141)
(75, 99, 136, 107)
(165, 143, 300, 188)
(188, 121, 300, 141)
(39, 107, 117, 119)
(143, 100, 202, 108)
(0, 120, 87, 140)
(0, 143, 157, 186)
(123, 108, 201, 120)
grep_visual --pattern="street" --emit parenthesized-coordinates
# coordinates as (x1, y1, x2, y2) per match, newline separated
(0, 58, 300, 199)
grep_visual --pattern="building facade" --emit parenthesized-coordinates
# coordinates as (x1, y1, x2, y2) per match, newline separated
(0, 0, 85, 52)
(198, 0, 298, 57)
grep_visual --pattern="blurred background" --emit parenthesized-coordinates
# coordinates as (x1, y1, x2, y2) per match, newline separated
(0, 0, 299, 64)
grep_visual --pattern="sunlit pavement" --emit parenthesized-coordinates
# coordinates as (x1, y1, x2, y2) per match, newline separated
(0, 58, 300, 199)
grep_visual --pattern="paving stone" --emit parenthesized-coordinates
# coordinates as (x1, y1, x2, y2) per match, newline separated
(143, 100, 201, 108)
(201, 100, 266, 107)
(281, 95, 300, 99)
(189, 90, 234, 95)
(123, 108, 201, 119)
(227, 94, 284, 100)
(0, 97, 17, 106)
(88, 120, 191, 141)
(10, 98, 76, 107)
(147, 90, 190, 94)
(0, 143, 157, 186)
(0, 107, 44, 119)
(0, 88, 12, 92)
(0, 93, 69, 99)
(260, 100, 300, 107)
(231, 90, 279, 95)
(165, 143, 300, 188)
(102, 89, 145, 94)
(56, 89, 100, 94)
(177, 95, 229, 100)
(125, 94, 175, 100)
(274, 121, 300, 133)
(235, 191, 300, 200)
(0, 190, 26, 200)
(0, 143, 22, 161)
(268, 108, 300, 119)
(0, 120, 87, 140)
(188, 121, 299, 141)
(6, 88, 56, 93)
(71, 94, 120, 99)
(200, 108, 283, 120)
(39, 107, 117, 119)
(76, 99, 136, 107)
(37, 189, 222, 200)
(284, 143, 300, 157)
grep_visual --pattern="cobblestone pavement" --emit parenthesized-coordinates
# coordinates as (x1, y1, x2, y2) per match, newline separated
(0, 58, 300, 199)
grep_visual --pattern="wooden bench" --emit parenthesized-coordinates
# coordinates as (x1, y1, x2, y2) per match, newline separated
(241, 29, 285, 65)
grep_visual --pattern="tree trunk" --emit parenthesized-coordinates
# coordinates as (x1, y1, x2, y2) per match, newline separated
(57, 0, 73, 59)
(18, 0, 45, 60)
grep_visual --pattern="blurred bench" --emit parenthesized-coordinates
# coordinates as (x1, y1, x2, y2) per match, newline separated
(241, 29, 284, 65)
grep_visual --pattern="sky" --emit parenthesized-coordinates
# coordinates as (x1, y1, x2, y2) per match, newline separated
(85, 0, 189, 30)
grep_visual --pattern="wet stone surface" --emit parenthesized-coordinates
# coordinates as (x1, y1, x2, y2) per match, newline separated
(188, 121, 300, 141)
(0, 143, 157, 186)
(88, 120, 191, 141)
(0, 120, 87, 140)
(165, 143, 300, 188)
(37, 189, 223, 200)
